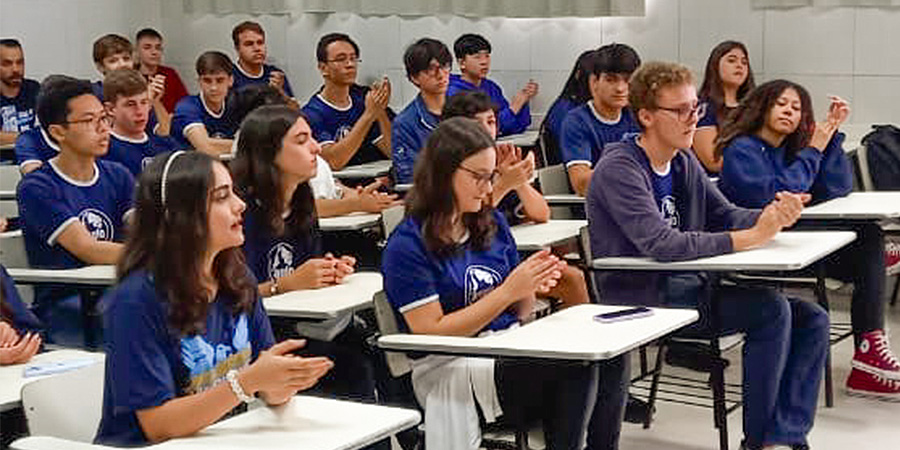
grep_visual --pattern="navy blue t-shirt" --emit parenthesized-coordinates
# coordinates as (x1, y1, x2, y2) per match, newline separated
(447, 74, 531, 137)
(94, 269, 275, 446)
(697, 99, 736, 129)
(0, 79, 40, 134)
(232, 63, 294, 98)
(241, 195, 322, 283)
(14, 128, 59, 170)
(392, 95, 439, 184)
(302, 89, 386, 167)
(382, 210, 520, 333)
(648, 162, 678, 229)
(560, 102, 639, 169)
(171, 94, 235, 150)
(103, 131, 176, 177)
(0, 264, 43, 335)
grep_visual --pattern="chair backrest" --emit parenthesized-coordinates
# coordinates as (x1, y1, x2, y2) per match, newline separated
(372, 290, 412, 378)
(576, 225, 602, 303)
(537, 164, 573, 220)
(0, 165, 21, 218)
(0, 230, 29, 268)
(21, 360, 105, 443)
(380, 205, 405, 238)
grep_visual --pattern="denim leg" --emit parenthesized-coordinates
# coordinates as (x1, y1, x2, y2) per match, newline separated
(711, 285, 792, 449)
(764, 300, 829, 447)
(585, 353, 630, 450)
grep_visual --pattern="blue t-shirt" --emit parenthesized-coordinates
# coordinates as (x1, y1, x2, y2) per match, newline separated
(302, 89, 386, 167)
(560, 102, 639, 169)
(232, 63, 294, 98)
(0, 264, 43, 335)
(103, 132, 176, 177)
(171, 94, 235, 150)
(696, 98, 736, 129)
(382, 210, 520, 333)
(542, 98, 580, 166)
(0, 79, 40, 134)
(17, 159, 134, 270)
(95, 269, 275, 447)
(241, 195, 322, 282)
(648, 162, 678, 229)
(14, 127, 59, 170)
(391, 95, 439, 184)
(447, 74, 531, 137)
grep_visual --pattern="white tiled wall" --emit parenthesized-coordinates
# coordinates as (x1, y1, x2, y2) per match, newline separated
(2, 0, 899, 124)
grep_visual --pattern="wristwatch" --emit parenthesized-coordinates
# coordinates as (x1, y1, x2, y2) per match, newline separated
(226, 369, 254, 403)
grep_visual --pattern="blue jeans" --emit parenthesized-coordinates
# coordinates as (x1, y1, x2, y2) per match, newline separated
(663, 275, 829, 448)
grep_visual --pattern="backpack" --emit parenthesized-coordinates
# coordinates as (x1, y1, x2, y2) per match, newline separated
(861, 124, 900, 190)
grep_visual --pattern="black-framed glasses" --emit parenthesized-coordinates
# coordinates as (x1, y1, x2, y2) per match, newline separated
(327, 55, 360, 65)
(423, 62, 451, 78)
(656, 103, 701, 122)
(64, 114, 114, 130)
(458, 165, 499, 187)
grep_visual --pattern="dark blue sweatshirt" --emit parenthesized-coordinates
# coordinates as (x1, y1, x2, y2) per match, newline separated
(717, 132, 853, 209)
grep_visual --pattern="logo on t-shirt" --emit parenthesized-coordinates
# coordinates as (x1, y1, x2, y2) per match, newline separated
(78, 208, 114, 241)
(336, 125, 351, 142)
(181, 313, 252, 394)
(464, 265, 502, 306)
(141, 157, 153, 170)
(267, 242, 295, 280)
(660, 195, 679, 228)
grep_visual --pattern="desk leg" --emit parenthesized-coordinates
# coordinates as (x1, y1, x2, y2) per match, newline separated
(813, 263, 834, 409)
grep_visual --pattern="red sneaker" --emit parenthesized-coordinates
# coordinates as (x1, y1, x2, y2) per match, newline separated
(846, 368, 900, 401)
(850, 330, 900, 380)
(886, 240, 900, 272)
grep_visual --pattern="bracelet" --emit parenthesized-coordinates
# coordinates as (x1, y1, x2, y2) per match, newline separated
(269, 277, 280, 296)
(226, 369, 254, 403)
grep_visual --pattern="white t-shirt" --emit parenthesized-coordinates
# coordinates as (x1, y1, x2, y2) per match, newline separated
(309, 155, 341, 199)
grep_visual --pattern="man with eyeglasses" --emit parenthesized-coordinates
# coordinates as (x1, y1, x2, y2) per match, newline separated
(231, 21, 295, 103)
(561, 43, 641, 196)
(303, 33, 392, 171)
(586, 61, 827, 450)
(392, 38, 452, 184)
(17, 75, 134, 345)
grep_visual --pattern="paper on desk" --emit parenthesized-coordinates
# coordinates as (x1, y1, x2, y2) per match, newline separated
(23, 358, 98, 378)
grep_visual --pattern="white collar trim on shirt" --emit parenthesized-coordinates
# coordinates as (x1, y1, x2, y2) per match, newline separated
(200, 92, 226, 119)
(49, 158, 99, 187)
(315, 92, 353, 112)
(39, 127, 61, 152)
(235, 61, 265, 79)
(111, 130, 149, 144)
(589, 101, 622, 125)
(651, 161, 672, 177)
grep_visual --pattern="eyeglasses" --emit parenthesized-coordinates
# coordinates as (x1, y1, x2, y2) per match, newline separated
(64, 114, 114, 130)
(327, 55, 360, 66)
(458, 165, 499, 187)
(423, 62, 451, 78)
(656, 103, 701, 122)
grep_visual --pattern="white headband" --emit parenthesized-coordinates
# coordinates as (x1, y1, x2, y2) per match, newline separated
(160, 151, 186, 208)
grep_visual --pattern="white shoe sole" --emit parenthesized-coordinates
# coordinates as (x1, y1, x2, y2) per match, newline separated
(846, 386, 900, 402)
(851, 360, 900, 380)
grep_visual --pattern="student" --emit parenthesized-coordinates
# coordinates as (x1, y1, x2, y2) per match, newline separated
(303, 32, 392, 170)
(1, 264, 42, 365)
(561, 43, 641, 196)
(95, 151, 333, 446)
(171, 51, 236, 156)
(540, 49, 598, 166)
(93, 34, 170, 137)
(0, 39, 40, 147)
(447, 33, 537, 137)
(383, 117, 628, 450)
(16, 75, 134, 344)
(135, 28, 189, 113)
(102, 69, 175, 176)
(392, 38, 451, 184)
(231, 105, 379, 403)
(716, 80, 900, 398)
(587, 62, 828, 450)
(231, 21, 294, 101)
(693, 41, 755, 173)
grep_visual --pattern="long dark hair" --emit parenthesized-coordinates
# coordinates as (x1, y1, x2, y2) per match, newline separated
(231, 105, 316, 237)
(698, 41, 756, 126)
(118, 151, 256, 335)
(408, 117, 497, 257)
(715, 79, 815, 160)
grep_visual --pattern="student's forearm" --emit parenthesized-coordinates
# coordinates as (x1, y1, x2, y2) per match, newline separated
(315, 197, 361, 218)
(730, 228, 767, 252)
(375, 114, 392, 157)
(568, 165, 592, 196)
(69, 241, 123, 265)
(516, 185, 550, 223)
(693, 128, 721, 173)
(153, 102, 171, 136)
(320, 113, 377, 170)
(0, 131, 16, 146)
(195, 138, 234, 157)
(407, 285, 517, 337)
(137, 381, 242, 443)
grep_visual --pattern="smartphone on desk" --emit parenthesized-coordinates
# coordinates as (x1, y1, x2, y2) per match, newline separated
(593, 306, 653, 323)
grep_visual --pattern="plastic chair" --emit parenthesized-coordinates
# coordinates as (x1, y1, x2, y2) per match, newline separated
(20, 360, 105, 443)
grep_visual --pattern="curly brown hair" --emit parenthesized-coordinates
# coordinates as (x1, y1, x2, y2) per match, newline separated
(629, 61, 695, 130)
(118, 152, 256, 336)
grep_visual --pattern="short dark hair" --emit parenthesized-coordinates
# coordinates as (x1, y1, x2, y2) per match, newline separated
(316, 33, 360, 63)
(232, 21, 265, 47)
(135, 28, 163, 42)
(590, 43, 641, 77)
(0, 39, 22, 49)
(103, 68, 148, 104)
(442, 91, 495, 120)
(230, 84, 287, 128)
(403, 38, 452, 79)
(195, 51, 234, 76)
(453, 33, 491, 60)
(93, 34, 132, 64)
(36, 75, 94, 136)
